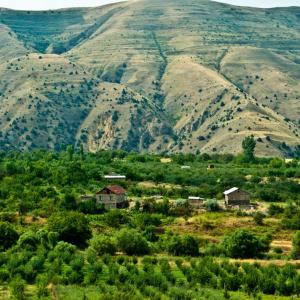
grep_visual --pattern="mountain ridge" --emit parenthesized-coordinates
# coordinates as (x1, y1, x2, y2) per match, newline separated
(0, 0, 300, 156)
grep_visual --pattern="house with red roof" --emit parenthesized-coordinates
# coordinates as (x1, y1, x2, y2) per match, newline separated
(95, 185, 128, 209)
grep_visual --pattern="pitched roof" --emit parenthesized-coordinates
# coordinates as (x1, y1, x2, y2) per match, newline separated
(104, 173, 126, 179)
(97, 185, 126, 195)
(223, 187, 239, 195)
(188, 196, 204, 200)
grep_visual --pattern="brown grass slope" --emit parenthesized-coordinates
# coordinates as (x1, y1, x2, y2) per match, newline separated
(0, 0, 300, 156)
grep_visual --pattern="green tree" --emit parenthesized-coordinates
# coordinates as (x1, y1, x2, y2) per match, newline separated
(222, 229, 270, 258)
(89, 235, 117, 255)
(10, 276, 26, 300)
(0, 222, 19, 251)
(167, 234, 199, 256)
(116, 228, 150, 255)
(204, 199, 220, 212)
(143, 226, 159, 242)
(60, 193, 77, 210)
(242, 136, 256, 162)
(291, 231, 300, 259)
(253, 212, 265, 226)
(17, 230, 39, 251)
(67, 145, 74, 161)
(79, 143, 84, 160)
(104, 210, 129, 228)
(36, 274, 49, 298)
(48, 212, 91, 247)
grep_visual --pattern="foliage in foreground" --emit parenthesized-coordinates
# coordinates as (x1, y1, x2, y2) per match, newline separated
(0, 149, 299, 298)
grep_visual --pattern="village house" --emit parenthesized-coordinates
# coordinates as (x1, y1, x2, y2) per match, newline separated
(224, 187, 251, 207)
(96, 185, 128, 209)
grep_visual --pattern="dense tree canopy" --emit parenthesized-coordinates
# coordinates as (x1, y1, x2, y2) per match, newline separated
(48, 211, 91, 247)
(116, 228, 150, 255)
(0, 222, 19, 251)
(167, 234, 199, 256)
(222, 229, 270, 258)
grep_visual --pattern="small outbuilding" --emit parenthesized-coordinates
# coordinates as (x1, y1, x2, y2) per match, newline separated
(181, 165, 191, 170)
(188, 196, 204, 209)
(224, 187, 250, 207)
(96, 185, 127, 209)
(104, 173, 126, 180)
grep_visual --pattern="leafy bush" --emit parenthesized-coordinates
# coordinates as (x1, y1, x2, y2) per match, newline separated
(50, 241, 76, 263)
(0, 221, 19, 251)
(143, 226, 159, 242)
(222, 229, 270, 258)
(134, 213, 162, 229)
(253, 212, 265, 225)
(167, 234, 199, 256)
(36, 274, 49, 298)
(77, 199, 105, 214)
(89, 235, 117, 255)
(0, 212, 17, 223)
(204, 200, 220, 212)
(281, 204, 300, 230)
(9, 276, 26, 300)
(268, 204, 284, 216)
(116, 228, 150, 255)
(104, 210, 129, 228)
(291, 231, 300, 259)
(17, 231, 39, 251)
(48, 212, 91, 247)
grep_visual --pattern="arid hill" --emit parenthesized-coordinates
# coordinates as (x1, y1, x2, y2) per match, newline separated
(0, 0, 300, 156)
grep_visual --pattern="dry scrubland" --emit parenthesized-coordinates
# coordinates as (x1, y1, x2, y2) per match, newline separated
(0, 0, 300, 155)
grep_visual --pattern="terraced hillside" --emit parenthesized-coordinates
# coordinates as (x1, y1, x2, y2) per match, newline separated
(0, 0, 300, 156)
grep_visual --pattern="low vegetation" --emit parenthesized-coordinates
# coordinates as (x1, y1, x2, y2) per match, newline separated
(0, 147, 299, 298)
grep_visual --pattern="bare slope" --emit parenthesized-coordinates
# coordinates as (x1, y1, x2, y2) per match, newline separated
(0, 0, 300, 156)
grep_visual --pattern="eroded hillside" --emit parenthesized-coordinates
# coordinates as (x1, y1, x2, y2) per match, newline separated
(0, 0, 300, 156)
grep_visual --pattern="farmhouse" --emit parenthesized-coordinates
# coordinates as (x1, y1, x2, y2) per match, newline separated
(224, 187, 250, 207)
(96, 185, 128, 209)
